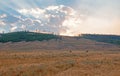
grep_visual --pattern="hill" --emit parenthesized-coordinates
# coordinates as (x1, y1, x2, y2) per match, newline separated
(0, 36, 119, 51)
(0, 31, 59, 43)
(80, 34, 120, 45)
(1, 32, 120, 45)
(0, 32, 120, 51)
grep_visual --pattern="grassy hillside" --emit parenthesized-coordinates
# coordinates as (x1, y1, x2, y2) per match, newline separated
(0, 32, 120, 45)
(0, 31, 59, 43)
(80, 34, 120, 45)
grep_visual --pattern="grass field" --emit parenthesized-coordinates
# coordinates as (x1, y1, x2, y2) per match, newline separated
(0, 50, 120, 76)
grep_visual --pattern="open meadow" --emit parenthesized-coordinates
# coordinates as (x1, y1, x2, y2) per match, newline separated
(1, 0, 120, 76)
(0, 50, 120, 76)
(0, 32, 120, 76)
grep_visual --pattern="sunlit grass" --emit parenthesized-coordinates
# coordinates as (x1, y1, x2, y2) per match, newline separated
(0, 51, 120, 76)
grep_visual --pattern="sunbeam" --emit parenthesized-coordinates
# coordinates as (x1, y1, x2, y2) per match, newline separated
(0, 0, 120, 36)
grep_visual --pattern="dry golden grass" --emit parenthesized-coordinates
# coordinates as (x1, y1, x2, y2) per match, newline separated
(0, 50, 120, 76)
(0, 38, 120, 51)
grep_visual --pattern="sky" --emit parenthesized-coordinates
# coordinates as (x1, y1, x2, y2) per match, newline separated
(0, 0, 120, 36)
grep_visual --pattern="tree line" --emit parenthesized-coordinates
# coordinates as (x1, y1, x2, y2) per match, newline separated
(0, 31, 60, 43)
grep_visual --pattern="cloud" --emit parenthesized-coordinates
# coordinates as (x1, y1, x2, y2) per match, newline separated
(0, 14, 7, 27)
(0, 21, 6, 26)
(11, 26, 17, 32)
(0, 0, 120, 35)
(18, 8, 45, 19)
(16, 5, 83, 35)
(0, 5, 83, 36)
(0, 14, 7, 18)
